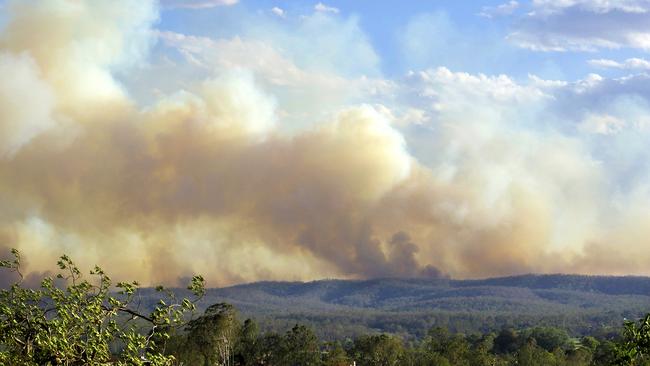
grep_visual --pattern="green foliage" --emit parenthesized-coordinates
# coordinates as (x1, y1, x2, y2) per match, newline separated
(525, 326, 571, 352)
(322, 341, 350, 366)
(615, 314, 650, 365)
(284, 324, 321, 366)
(0, 249, 204, 365)
(169, 316, 324, 366)
(494, 328, 521, 354)
(110, 292, 650, 366)
(425, 326, 471, 365)
(236, 318, 259, 366)
(253, 332, 286, 365)
(516, 339, 559, 366)
(593, 340, 619, 366)
(182, 303, 241, 366)
(351, 334, 404, 366)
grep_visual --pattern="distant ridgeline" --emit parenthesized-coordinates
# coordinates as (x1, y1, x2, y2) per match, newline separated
(137, 274, 650, 340)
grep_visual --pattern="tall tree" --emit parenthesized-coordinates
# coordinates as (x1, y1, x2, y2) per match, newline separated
(284, 324, 322, 366)
(493, 328, 520, 354)
(351, 334, 404, 366)
(235, 318, 259, 366)
(323, 341, 350, 366)
(184, 303, 241, 366)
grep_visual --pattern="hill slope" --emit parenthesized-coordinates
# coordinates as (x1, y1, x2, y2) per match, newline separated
(153, 275, 650, 339)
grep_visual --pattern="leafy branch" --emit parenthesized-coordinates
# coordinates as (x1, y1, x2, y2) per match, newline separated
(0, 249, 204, 365)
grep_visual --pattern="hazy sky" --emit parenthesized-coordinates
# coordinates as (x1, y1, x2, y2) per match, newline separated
(2, 0, 650, 286)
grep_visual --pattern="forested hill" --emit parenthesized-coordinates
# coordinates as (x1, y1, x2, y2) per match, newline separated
(202, 275, 650, 313)
(460, 274, 650, 295)
(146, 275, 650, 339)
(214, 274, 650, 307)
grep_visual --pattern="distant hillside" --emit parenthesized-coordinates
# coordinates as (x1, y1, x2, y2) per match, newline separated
(142, 274, 650, 340)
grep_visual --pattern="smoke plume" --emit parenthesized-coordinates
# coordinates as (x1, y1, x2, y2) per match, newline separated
(0, 0, 648, 286)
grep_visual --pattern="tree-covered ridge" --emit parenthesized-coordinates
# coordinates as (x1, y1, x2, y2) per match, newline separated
(162, 276, 650, 340)
(220, 274, 650, 302)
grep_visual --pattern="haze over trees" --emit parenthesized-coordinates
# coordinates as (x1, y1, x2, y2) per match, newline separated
(3, 250, 650, 365)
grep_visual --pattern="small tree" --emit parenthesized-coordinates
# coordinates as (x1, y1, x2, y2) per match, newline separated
(0, 248, 204, 365)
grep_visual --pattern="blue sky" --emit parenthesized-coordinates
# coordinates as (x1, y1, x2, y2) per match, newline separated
(156, 0, 650, 80)
(4, 0, 650, 284)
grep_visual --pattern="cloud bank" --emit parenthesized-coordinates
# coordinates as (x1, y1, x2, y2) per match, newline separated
(479, 1, 520, 18)
(509, 0, 650, 51)
(161, 0, 238, 9)
(589, 57, 650, 70)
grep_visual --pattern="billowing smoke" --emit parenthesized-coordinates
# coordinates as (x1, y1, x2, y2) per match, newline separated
(0, 0, 648, 286)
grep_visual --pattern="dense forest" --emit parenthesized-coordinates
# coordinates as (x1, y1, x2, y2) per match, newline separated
(3, 250, 650, 365)
(164, 303, 650, 366)
(144, 275, 650, 341)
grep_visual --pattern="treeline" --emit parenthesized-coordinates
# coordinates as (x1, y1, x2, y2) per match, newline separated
(164, 301, 649, 366)
(248, 309, 627, 341)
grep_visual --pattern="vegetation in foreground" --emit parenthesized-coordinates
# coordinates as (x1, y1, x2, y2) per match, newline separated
(2, 250, 650, 365)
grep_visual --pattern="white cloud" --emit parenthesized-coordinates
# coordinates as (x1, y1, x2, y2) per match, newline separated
(510, 0, 650, 51)
(588, 59, 627, 69)
(478, 1, 519, 18)
(155, 30, 392, 131)
(271, 6, 285, 17)
(161, 0, 238, 9)
(578, 114, 626, 135)
(589, 57, 650, 70)
(532, 0, 650, 14)
(405, 67, 548, 107)
(314, 2, 339, 14)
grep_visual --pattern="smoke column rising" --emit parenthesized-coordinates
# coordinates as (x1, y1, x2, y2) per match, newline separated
(0, 0, 648, 286)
